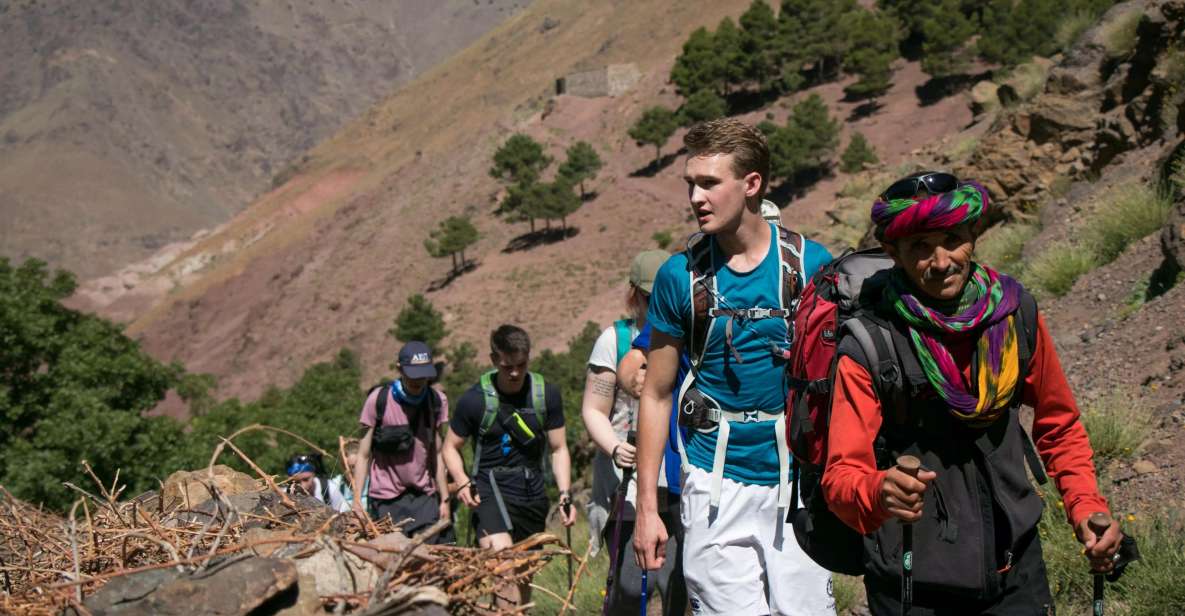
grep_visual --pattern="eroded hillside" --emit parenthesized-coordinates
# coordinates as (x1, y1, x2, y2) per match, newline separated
(0, 0, 527, 278)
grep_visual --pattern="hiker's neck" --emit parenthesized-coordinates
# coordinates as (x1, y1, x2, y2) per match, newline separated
(715, 205, 770, 266)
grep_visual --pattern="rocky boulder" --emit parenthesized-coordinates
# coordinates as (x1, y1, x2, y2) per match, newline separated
(161, 465, 258, 509)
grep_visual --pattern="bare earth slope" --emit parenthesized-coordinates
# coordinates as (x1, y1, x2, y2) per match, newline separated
(80, 0, 976, 401)
(0, 0, 527, 278)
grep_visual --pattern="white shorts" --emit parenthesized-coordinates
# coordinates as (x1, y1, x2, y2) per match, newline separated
(681, 466, 835, 616)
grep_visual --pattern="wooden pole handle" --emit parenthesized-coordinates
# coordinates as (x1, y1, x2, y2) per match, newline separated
(896, 455, 922, 478)
(1088, 511, 1112, 536)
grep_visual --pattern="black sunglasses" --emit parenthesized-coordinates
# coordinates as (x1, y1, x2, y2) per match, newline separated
(879, 172, 960, 202)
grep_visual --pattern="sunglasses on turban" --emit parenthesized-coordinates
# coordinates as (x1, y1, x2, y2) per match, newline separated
(879, 172, 960, 202)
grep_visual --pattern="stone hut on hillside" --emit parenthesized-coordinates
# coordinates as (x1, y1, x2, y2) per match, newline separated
(556, 63, 641, 97)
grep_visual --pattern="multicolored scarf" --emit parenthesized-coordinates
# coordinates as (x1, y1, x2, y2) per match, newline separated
(872, 181, 989, 241)
(884, 264, 1023, 425)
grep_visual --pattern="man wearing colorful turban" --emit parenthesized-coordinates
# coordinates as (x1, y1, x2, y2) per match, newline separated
(822, 172, 1122, 614)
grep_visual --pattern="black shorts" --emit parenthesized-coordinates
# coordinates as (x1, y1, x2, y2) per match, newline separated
(472, 495, 549, 544)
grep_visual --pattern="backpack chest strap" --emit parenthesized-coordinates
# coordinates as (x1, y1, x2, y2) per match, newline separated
(708, 307, 791, 320)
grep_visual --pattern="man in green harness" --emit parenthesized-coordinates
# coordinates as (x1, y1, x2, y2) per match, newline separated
(441, 324, 577, 608)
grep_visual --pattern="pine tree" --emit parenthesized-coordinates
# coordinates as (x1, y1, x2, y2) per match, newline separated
(763, 94, 840, 183)
(670, 27, 725, 96)
(787, 93, 840, 170)
(629, 106, 679, 165)
(840, 132, 880, 173)
(391, 294, 447, 350)
(739, 0, 781, 89)
(780, 0, 857, 84)
(424, 215, 480, 275)
(557, 141, 603, 199)
(915, 0, 977, 78)
(678, 89, 728, 126)
(714, 17, 747, 92)
(489, 133, 551, 185)
(841, 8, 902, 100)
(977, 0, 1062, 67)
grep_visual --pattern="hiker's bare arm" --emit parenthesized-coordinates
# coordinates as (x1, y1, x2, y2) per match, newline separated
(581, 366, 634, 467)
(633, 331, 678, 571)
(352, 425, 374, 512)
(547, 427, 577, 527)
(617, 348, 647, 399)
(636, 332, 679, 510)
(442, 430, 478, 508)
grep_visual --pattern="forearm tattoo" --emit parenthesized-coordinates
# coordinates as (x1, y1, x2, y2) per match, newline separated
(591, 375, 616, 398)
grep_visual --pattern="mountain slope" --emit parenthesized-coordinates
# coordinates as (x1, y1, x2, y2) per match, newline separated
(0, 0, 527, 278)
(88, 0, 979, 401)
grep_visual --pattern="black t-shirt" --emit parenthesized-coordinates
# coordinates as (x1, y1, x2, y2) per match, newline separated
(450, 374, 563, 503)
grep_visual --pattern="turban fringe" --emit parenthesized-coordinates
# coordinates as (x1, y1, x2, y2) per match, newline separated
(872, 181, 990, 241)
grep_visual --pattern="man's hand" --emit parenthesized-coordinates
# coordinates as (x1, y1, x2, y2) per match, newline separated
(458, 483, 480, 509)
(612, 441, 637, 469)
(879, 467, 937, 522)
(438, 498, 451, 523)
(632, 508, 669, 571)
(559, 494, 577, 527)
(1076, 514, 1122, 573)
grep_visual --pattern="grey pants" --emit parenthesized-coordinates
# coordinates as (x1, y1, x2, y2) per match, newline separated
(603, 506, 686, 616)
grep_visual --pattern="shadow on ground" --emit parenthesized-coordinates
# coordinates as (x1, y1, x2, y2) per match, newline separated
(502, 227, 579, 253)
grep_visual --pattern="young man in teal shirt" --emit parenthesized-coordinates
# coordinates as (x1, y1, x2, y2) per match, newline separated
(633, 119, 835, 615)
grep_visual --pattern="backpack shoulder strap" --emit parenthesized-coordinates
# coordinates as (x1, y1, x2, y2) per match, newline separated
(775, 225, 806, 309)
(528, 372, 547, 426)
(367, 384, 389, 428)
(842, 314, 907, 423)
(477, 371, 500, 436)
(685, 233, 715, 373)
(1016, 290, 1039, 383)
(613, 318, 635, 366)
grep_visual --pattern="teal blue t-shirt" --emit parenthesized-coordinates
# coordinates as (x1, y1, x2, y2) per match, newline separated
(647, 224, 832, 485)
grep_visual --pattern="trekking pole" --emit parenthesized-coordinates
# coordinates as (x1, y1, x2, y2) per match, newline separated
(1088, 512, 1112, 616)
(640, 568, 649, 615)
(564, 497, 574, 590)
(602, 431, 638, 616)
(896, 455, 922, 616)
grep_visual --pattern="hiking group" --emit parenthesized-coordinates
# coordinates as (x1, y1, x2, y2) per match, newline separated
(285, 118, 1131, 615)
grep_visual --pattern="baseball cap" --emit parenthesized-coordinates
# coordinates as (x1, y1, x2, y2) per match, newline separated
(629, 250, 669, 294)
(397, 341, 437, 379)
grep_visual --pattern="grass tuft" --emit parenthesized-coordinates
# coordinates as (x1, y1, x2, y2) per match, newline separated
(976, 222, 1040, 277)
(834, 574, 864, 614)
(1082, 184, 1173, 263)
(1023, 242, 1097, 297)
(1080, 394, 1153, 460)
(1040, 486, 1185, 615)
(1056, 10, 1098, 52)
(1101, 10, 1142, 59)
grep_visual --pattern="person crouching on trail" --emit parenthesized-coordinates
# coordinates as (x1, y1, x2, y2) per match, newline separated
(582, 250, 687, 616)
(441, 324, 577, 608)
(352, 341, 451, 543)
(823, 172, 1123, 615)
(632, 118, 836, 616)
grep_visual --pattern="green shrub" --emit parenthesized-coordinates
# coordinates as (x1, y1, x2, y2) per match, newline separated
(1083, 184, 1172, 263)
(834, 574, 864, 614)
(976, 222, 1040, 277)
(1080, 394, 1152, 460)
(839, 133, 879, 174)
(1023, 242, 1097, 297)
(1101, 10, 1142, 59)
(652, 230, 674, 250)
(1055, 10, 1098, 52)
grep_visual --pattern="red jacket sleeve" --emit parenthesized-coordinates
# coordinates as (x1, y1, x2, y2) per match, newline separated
(1023, 313, 1110, 527)
(822, 355, 892, 534)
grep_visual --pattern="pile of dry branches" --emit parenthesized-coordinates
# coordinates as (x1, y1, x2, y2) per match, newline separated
(0, 426, 573, 615)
